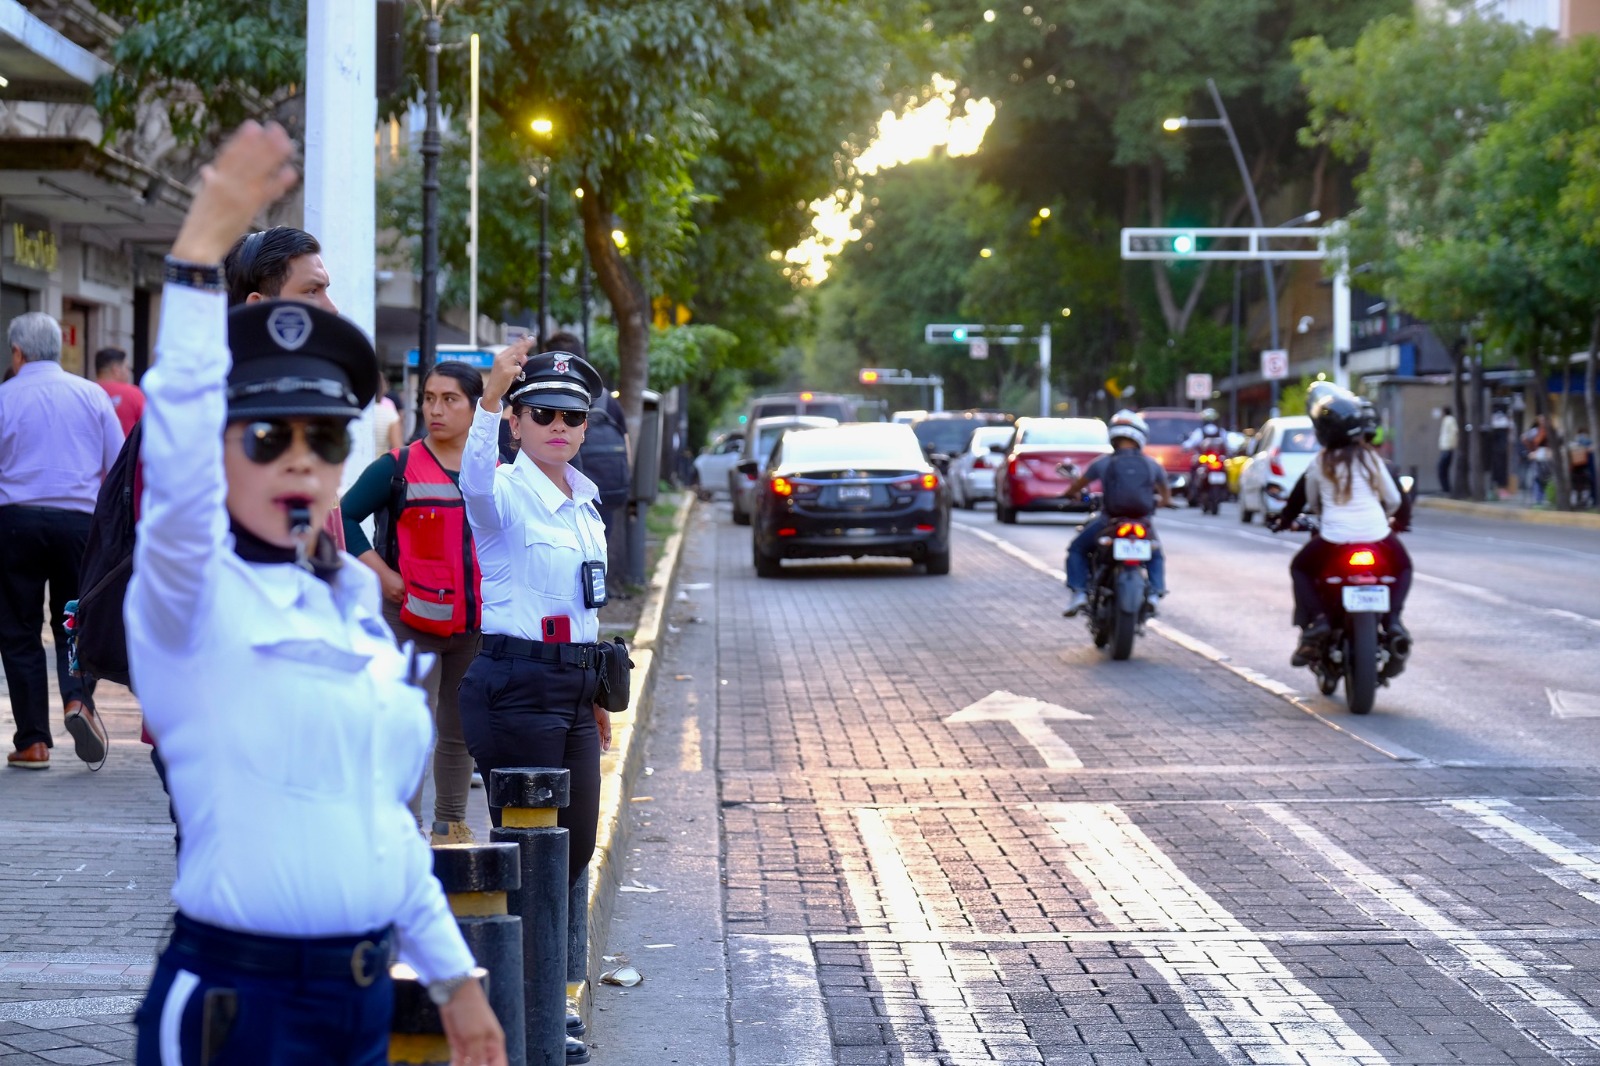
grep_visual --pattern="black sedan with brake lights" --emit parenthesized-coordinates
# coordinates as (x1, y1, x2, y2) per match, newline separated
(744, 422, 952, 576)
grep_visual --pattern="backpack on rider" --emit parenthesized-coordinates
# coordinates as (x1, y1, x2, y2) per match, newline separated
(1101, 448, 1158, 517)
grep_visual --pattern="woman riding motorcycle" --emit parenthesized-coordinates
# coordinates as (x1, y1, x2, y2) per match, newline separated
(1268, 386, 1413, 667)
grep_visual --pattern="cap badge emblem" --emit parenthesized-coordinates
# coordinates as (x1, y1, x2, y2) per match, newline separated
(266, 305, 313, 351)
(553, 358, 569, 374)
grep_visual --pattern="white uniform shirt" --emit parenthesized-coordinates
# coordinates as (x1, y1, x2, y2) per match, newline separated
(126, 284, 474, 984)
(1304, 452, 1400, 544)
(461, 403, 607, 643)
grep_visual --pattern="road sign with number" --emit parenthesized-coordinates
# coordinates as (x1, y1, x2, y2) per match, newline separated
(1185, 373, 1213, 400)
(1261, 349, 1289, 380)
(969, 338, 989, 360)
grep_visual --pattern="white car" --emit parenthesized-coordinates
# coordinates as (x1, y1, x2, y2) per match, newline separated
(728, 415, 838, 525)
(692, 431, 744, 499)
(1237, 415, 1319, 523)
(949, 425, 1015, 509)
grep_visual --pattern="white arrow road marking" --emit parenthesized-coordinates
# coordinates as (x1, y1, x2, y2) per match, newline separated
(1548, 689, 1600, 718)
(945, 690, 1092, 769)
(1040, 802, 1390, 1065)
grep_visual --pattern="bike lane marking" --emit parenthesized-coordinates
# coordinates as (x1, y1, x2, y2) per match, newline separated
(1039, 801, 1391, 1066)
(1256, 802, 1600, 1058)
(1439, 798, 1600, 906)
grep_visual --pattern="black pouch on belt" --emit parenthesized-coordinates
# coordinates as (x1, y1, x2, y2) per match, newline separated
(598, 638, 634, 713)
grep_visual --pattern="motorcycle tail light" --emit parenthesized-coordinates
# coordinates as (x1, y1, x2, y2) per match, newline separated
(1348, 549, 1376, 567)
(1114, 522, 1148, 538)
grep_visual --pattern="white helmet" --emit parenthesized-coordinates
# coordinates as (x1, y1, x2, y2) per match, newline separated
(1108, 409, 1148, 448)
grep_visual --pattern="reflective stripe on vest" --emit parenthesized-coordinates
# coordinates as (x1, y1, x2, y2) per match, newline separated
(393, 444, 481, 635)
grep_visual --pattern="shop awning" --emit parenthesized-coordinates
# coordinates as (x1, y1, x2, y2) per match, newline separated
(0, 0, 109, 102)
(0, 137, 191, 248)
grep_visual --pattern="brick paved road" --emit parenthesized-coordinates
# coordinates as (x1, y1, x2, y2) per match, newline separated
(609, 502, 1600, 1065)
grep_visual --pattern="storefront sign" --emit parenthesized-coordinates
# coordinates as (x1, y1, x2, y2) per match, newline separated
(10, 225, 58, 273)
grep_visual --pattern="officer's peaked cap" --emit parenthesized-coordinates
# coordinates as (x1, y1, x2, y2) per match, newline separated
(507, 350, 604, 412)
(225, 300, 378, 421)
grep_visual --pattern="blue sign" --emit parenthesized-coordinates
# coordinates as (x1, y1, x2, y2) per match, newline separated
(405, 348, 495, 369)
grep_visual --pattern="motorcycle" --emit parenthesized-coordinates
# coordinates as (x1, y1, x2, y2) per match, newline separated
(1188, 447, 1228, 514)
(1270, 514, 1410, 714)
(1082, 505, 1160, 661)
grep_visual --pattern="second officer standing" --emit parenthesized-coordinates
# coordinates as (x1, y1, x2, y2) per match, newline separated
(457, 343, 612, 871)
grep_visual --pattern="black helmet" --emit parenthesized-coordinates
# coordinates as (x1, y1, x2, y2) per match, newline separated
(1311, 386, 1365, 449)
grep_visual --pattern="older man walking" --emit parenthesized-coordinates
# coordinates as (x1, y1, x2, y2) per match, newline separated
(0, 312, 122, 769)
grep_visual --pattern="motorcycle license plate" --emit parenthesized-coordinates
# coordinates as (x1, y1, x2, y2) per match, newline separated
(1208, 471, 1227, 485)
(1112, 538, 1152, 561)
(1342, 586, 1390, 613)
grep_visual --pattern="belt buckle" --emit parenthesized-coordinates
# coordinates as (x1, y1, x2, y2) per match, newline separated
(350, 939, 381, 988)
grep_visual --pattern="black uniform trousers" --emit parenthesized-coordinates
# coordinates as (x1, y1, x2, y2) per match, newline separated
(0, 505, 97, 750)
(458, 642, 602, 889)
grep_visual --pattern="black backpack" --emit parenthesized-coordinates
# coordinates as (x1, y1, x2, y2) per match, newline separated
(574, 406, 630, 511)
(1100, 448, 1157, 519)
(70, 421, 143, 687)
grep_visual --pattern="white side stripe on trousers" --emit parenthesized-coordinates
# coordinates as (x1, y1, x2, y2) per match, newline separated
(160, 969, 201, 1066)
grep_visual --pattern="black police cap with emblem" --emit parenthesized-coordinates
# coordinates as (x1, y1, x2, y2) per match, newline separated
(506, 350, 604, 412)
(225, 300, 378, 421)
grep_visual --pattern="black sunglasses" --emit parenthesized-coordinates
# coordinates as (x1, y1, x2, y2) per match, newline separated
(238, 420, 351, 465)
(525, 408, 588, 428)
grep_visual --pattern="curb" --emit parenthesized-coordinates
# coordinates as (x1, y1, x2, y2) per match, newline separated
(574, 491, 696, 1026)
(1416, 495, 1600, 530)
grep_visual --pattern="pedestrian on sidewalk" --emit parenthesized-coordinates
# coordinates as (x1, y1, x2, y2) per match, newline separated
(128, 121, 503, 1066)
(340, 360, 485, 846)
(95, 346, 144, 436)
(1437, 406, 1458, 496)
(0, 311, 121, 771)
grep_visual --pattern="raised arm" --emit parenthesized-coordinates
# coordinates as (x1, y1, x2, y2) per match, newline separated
(128, 123, 300, 648)
(459, 339, 535, 532)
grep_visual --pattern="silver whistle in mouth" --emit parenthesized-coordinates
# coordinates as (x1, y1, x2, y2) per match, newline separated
(288, 503, 313, 568)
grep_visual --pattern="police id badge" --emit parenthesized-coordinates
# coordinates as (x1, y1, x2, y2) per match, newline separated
(582, 560, 608, 608)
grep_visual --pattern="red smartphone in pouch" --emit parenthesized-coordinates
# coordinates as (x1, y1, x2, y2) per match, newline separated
(541, 615, 572, 643)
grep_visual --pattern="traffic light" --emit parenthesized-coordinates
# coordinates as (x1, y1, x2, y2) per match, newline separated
(1172, 232, 1195, 255)
(952, 327, 968, 342)
(859, 369, 880, 385)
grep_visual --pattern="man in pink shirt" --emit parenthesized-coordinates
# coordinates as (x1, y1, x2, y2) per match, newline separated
(94, 346, 144, 436)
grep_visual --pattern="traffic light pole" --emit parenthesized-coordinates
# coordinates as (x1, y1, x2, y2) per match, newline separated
(924, 324, 1051, 416)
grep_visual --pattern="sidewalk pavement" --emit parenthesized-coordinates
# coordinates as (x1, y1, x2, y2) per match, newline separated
(0, 492, 693, 1064)
(1415, 493, 1600, 529)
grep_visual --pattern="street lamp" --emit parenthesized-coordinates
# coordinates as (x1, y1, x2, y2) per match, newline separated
(1165, 77, 1282, 414)
(530, 117, 555, 348)
(416, 0, 457, 437)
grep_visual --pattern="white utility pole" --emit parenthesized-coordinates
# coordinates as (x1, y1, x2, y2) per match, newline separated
(1039, 323, 1052, 417)
(468, 32, 479, 348)
(305, 0, 378, 503)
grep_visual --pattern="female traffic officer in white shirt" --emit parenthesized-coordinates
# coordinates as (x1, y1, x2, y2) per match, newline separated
(128, 122, 503, 1066)
(457, 345, 612, 874)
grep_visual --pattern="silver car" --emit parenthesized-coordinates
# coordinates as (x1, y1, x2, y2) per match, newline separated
(692, 431, 744, 499)
(1237, 415, 1318, 523)
(728, 415, 838, 525)
(949, 425, 1016, 509)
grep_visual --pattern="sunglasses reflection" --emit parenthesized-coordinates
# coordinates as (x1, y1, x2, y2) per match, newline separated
(239, 419, 352, 465)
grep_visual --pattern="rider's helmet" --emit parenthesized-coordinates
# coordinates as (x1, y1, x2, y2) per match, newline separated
(1358, 398, 1385, 445)
(1311, 386, 1365, 449)
(1200, 407, 1219, 425)
(1107, 409, 1148, 449)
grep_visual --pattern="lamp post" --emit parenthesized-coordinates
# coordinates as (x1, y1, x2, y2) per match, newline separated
(530, 117, 554, 349)
(1164, 78, 1280, 414)
(416, 1, 453, 436)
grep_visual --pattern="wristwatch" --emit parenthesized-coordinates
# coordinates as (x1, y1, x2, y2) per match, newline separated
(427, 971, 476, 1006)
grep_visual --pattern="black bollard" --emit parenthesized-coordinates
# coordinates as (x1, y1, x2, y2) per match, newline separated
(491, 768, 569, 1066)
(390, 965, 489, 1065)
(567, 866, 589, 1034)
(433, 842, 526, 1066)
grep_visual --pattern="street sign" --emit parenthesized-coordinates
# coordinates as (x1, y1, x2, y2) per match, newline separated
(969, 338, 989, 360)
(1185, 373, 1213, 400)
(405, 346, 498, 368)
(1261, 349, 1290, 380)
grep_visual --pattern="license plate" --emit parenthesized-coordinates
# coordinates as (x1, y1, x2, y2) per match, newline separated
(837, 486, 872, 502)
(1342, 585, 1390, 612)
(1112, 538, 1153, 561)
(1209, 471, 1227, 485)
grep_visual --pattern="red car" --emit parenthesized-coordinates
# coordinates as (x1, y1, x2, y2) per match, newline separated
(993, 417, 1112, 524)
(1137, 408, 1205, 496)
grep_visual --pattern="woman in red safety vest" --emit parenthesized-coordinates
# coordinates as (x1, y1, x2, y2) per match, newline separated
(341, 361, 484, 844)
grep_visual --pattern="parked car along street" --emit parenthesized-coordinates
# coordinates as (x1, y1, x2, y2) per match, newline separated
(950, 424, 1016, 509)
(729, 415, 838, 525)
(993, 416, 1112, 523)
(692, 430, 744, 499)
(747, 421, 951, 576)
(1237, 414, 1318, 523)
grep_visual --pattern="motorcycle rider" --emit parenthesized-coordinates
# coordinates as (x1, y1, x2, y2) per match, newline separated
(1181, 407, 1228, 453)
(1268, 386, 1413, 667)
(1062, 410, 1173, 617)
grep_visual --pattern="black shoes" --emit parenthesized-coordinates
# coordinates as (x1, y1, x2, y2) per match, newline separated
(1291, 620, 1330, 667)
(567, 1012, 586, 1036)
(567, 1035, 591, 1063)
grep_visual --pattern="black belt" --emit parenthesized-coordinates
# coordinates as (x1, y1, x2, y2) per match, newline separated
(483, 633, 605, 669)
(170, 913, 395, 988)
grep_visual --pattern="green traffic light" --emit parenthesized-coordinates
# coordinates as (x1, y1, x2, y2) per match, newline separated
(952, 327, 967, 341)
(1173, 233, 1195, 255)
(738, 414, 748, 424)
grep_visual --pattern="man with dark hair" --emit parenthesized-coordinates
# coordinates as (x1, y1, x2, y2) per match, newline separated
(94, 346, 144, 436)
(222, 225, 336, 312)
(0, 312, 121, 769)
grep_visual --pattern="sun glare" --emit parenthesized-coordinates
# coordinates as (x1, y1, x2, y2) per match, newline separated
(787, 75, 994, 284)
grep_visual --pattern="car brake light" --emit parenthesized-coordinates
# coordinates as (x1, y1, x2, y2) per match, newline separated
(1012, 459, 1032, 479)
(1269, 449, 1285, 478)
(915, 524, 935, 533)
(770, 476, 794, 497)
(1348, 549, 1375, 567)
(921, 472, 938, 490)
(778, 527, 797, 537)
(973, 456, 989, 469)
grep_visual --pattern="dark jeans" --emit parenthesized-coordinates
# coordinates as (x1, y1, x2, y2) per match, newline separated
(1066, 514, 1167, 595)
(458, 646, 602, 889)
(0, 505, 96, 750)
(1290, 533, 1412, 629)
(1438, 449, 1454, 495)
(135, 916, 394, 1065)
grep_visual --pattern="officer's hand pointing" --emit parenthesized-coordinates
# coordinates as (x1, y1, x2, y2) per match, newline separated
(482, 337, 537, 412)
(171, 121, 299, 266)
